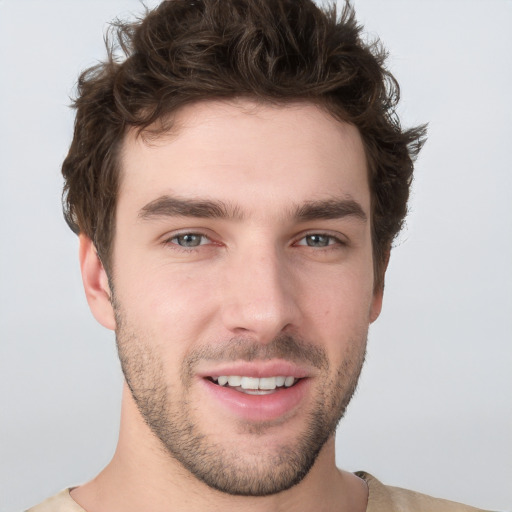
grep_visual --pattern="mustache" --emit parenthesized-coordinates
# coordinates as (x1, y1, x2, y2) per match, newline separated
(183, 334, 329, 374)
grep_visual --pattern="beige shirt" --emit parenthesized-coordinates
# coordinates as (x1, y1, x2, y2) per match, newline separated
(26, 472, 493, 512)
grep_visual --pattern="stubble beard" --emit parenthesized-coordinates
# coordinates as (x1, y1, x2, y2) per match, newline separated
(114, 308, 367, 497)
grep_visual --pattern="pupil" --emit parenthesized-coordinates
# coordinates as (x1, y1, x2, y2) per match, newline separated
(307, 235, 328, 247)
(179, 234, 201, 247)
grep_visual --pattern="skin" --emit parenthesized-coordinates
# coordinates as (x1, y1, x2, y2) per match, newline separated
(75, 100, 384, 512)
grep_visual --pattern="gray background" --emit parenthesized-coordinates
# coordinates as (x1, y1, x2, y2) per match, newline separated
(1, 1, 511, 510)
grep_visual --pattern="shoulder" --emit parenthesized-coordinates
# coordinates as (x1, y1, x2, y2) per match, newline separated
(26, 489, 85, 512)
(356, 472, 494, 512)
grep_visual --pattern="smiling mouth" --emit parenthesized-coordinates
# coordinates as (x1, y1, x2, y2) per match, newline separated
(208, 375, 300, 395)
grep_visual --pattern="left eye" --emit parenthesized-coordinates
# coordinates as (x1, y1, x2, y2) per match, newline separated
(169, 233, 209, 247)
(296, 234, 338, 247)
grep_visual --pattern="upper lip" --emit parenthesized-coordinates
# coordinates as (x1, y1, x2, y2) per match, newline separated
(195, 359, 313, 379)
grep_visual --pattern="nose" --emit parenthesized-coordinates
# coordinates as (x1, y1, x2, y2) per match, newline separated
(220, 245, 301, 343)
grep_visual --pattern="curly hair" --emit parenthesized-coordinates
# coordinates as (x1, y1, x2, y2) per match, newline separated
(62, 0, 426, 290)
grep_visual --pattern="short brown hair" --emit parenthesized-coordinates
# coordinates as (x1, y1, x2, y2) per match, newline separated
(62, 0, 426, 289)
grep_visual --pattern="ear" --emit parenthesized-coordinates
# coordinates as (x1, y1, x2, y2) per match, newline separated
(369, 247, 390, 323)
(369, 287, 384, 323)
(79, 234, 116, 330)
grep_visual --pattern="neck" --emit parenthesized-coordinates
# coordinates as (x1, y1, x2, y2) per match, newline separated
(71, 384, 367, 512)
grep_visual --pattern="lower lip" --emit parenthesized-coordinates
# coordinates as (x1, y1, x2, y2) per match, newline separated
(200, 378, 309, 423)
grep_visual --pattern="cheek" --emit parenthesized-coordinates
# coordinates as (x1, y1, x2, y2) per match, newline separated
(301, 265, 375, 323)
(297, 265, 374, 365)
(117, 262, 221, 342)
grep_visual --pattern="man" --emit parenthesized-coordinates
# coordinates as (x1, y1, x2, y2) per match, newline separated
(26, 0, 493, 511)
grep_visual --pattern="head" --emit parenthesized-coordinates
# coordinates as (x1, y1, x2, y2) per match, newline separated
(70, 0, 425, 498)
(63, 0, 425, 293)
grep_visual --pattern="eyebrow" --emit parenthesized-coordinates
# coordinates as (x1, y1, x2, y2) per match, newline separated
(138, 195, 367, 223)
(293, 198, 367, 223)
(138, 196, 244, 221)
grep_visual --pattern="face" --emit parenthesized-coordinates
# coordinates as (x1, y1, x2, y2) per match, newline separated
(109, 100, 382, 495)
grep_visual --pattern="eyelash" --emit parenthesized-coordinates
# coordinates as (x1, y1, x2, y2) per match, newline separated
(294, 233, 345, 248)
(164, 232, 213, 251)
(163, 231, 346, 252)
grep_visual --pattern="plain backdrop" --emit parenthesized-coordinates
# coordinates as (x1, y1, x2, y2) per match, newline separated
(0, 1, 511, 511)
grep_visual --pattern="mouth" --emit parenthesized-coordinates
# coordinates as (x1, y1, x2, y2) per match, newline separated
(200, 370, 309, 422)
(207, 375, 300, 395)
(196, 360, 311, 422)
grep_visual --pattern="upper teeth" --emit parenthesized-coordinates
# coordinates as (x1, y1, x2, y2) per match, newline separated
(213, 376, 296, 390)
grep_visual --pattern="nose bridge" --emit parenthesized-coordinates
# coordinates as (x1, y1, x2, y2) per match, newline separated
(221, 240, 299, 341)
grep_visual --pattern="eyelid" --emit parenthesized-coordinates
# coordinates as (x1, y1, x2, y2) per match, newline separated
(159, 228, 347, 249)
(161, 229, 215, 247)
(293, 231, 348, 247)
(173, 233, 209, 245)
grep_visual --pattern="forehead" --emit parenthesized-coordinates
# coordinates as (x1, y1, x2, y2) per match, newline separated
(118, 100, 369, 217)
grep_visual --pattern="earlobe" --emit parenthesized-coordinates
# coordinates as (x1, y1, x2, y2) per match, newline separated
(369, 288, 383, 323)
(79, 234, 116, 331)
